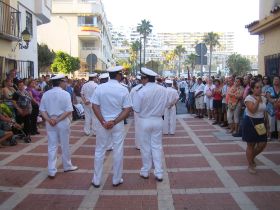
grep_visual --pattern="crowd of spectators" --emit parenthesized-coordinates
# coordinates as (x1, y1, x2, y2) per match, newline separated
(1, 68, 278, 150)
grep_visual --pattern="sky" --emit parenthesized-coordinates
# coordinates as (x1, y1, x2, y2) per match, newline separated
(102, 0, 259, 55)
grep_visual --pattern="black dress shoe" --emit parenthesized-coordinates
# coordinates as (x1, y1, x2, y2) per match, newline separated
(48, 175, 55, 179)
(113, 178, 123, 187)
(155, 177, 163, 182)
(140, 174, 149, 179)
(91, 182, 100, 188)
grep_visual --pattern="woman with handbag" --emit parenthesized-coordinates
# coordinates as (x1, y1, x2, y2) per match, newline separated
(243, 80, 267, 174)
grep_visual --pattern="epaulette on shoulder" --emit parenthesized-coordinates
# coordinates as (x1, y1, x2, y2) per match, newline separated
(136, 85, 143, 92)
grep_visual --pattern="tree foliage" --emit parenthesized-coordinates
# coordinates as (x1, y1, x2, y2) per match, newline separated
(185, 53, 197, 71)
(51, 51, 80, 74)
(116, 59, 132, 74)
(38, 43, 55, 71)
(174, 45, 186, 58)
(130, 40, 141, 75)
(174, 45, 186, 76)
(137, 19, 153, 64)
(162, 50, 176, 70)
(145, 60, 160, 73)
(226, 53, 251, 76)
(203, 32, 220, 76)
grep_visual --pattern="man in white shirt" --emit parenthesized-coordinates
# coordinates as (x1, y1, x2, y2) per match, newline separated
(130, 75, 143, 150)
(194, 78, 205, 118)
(81, 73, 98, 136)
(133, 68, 169, 182)
(39, 74, 78, 179)
(91, 66, 132, 188)
(188, 76, 197, 114)
(163, 79, 179, 135)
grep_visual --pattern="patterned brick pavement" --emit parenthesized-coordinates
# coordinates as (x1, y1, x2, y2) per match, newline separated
(1, 115, 280, 210)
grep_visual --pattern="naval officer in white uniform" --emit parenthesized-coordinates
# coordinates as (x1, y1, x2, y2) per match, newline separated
(39, 74, 78, 179)
(163, 79, 179, 135)
(99, 73, 113, 151)
(133, 68, 169, 182)
(91, 66, 132, 188)
(81, 73, 98, 136)
(129, 75, 143, 150)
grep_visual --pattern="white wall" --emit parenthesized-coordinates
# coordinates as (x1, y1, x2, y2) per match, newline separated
(17, 2, 38, 77)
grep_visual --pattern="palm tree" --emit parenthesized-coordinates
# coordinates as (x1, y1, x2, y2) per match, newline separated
(174, 45, 186, 77)
(185, 53, 197, 75)
(130, 40, 141, 75)
(203, 32, 220, 77)
(137, 19, 153, 66)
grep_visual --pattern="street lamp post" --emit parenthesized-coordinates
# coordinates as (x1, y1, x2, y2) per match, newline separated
(139, 37, 144, 73)
(59, 16, 71, 56)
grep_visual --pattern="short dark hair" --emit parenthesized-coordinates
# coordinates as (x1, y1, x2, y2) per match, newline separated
(52, 79, 61, 87)
(109, 71, 118, 79)
(148, 76, 155, 83)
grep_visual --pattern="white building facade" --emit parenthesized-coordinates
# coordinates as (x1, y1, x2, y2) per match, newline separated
(38, 0, 113, 75)
(0, 0, 51, 79)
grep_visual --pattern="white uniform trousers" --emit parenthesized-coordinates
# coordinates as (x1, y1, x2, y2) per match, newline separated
(138, 117, 163, 178)
(84, 104, 97, 135)
(163, 106, 176, 135)
(46, 118, 73, 176)
(92, 122, 125, 185)
(134, 112, 141, 149)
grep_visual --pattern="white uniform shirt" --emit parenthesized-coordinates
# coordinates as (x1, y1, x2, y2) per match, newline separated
(195, 83, 205, 96)
(91, 79, 132, 121)
(133, 82, 169, 118)
(166, 87, 179, 106)
(130, 84, 143, 102)
(39, 87, 73, 116)
(81, 81, 98, 102)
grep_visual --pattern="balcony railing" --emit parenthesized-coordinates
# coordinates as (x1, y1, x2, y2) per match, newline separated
(0, 1, 20, 41)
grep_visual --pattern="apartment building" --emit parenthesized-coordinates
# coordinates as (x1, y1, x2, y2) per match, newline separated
(246, 0, 280, 75)
(38, 0, 113, 75)
(0, 0, 51, 79)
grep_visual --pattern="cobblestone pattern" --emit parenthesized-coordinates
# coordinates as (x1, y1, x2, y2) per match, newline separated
(0, 115, 280, 210)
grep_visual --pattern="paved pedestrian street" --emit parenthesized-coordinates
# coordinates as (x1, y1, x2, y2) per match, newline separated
(1, 115, 280, 210)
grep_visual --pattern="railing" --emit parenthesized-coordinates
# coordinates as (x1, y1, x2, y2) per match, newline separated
(17, 61, 34, 79)
(0, 0, 20, 41)
(265, 53, 280, 76)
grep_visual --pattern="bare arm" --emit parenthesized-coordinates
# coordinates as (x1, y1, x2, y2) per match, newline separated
(92, 104, 106, 127)
(56, 111, 72, 123)
(113, 107, 132, 125)
(245, 97, 261, 114)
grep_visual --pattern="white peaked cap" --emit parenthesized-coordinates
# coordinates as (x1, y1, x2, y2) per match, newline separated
(165, 79, 173, 84)
(99, 73, 109, 79)
(107, 66, 124, 72)
(89, 73, 98, 77)
(50, 74, 65, 80)
(141, 67, 158, 77)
